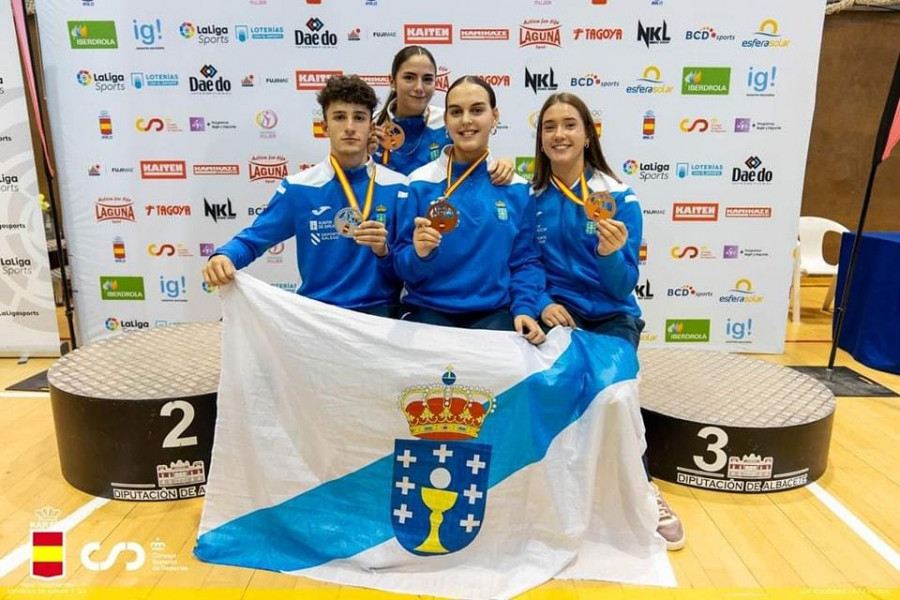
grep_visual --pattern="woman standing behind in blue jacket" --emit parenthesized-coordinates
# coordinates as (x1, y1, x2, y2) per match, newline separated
(393, 76, 546, 345)
(372, 46, 514, 183)
(532, 92, 686, 551)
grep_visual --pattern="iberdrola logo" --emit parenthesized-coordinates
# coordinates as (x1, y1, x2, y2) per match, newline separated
(391, 366, 495, 555)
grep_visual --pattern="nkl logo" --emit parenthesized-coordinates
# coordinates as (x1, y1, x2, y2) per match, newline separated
(204, 198, 237, 222)
(634, 279, 654, 299)
(637, 20, 670, 48)
(524, 67, 557, 94)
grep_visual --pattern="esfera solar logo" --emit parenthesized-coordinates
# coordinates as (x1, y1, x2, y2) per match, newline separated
(743, 18, 791, 49)
(622, 159, 669, 182)
(626, 65, 673, 95)
(720, 279, 764, 303)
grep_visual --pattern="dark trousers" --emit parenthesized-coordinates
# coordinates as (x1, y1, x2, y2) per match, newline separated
(353, 304, 397, 318)
(399, 304, 515, 331)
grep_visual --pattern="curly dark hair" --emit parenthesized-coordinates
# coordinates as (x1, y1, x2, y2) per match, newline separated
(316, 75, 378, 118)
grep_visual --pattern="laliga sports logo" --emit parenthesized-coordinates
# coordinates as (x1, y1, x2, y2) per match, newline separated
(76, 69, 93, 86)
(391, 367, 494, 556)
(180, 22, 196, 38)
(105, 317, 120, 330)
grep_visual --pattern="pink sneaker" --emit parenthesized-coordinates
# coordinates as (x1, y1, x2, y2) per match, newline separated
(653, 484, 685, 551)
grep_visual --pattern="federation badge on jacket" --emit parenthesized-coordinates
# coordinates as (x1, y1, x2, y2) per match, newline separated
(392, 367, 494, 556)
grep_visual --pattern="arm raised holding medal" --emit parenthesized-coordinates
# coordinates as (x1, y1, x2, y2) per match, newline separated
(394, 76, 547, 345)
(201, 75, 407, 317)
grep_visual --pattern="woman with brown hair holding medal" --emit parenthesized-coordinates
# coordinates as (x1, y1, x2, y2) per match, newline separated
(392, 76, 545, 345)
(532, 92, 686, 551)
(372, 46, 515, 183)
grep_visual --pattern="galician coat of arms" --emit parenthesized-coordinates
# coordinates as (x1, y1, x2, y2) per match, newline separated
(391, 366, 495, 556)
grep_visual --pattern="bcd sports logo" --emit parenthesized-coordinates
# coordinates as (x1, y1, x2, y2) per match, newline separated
(68, 21, 118, 49)
(665, 319, 710, 343)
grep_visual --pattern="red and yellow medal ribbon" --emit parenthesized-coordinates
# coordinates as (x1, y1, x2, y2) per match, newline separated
(330, 155, 375, 220)
(445, 149, 489, 199)
(550, 172, 589, 207)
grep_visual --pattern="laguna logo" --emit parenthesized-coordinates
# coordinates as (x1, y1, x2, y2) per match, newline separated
(95, 197, 135, 222)
(404, 24, 453, 44)
(519, 19, 561, 48)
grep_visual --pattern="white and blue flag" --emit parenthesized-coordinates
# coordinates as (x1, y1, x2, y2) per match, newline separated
(195, 273, 674, 599)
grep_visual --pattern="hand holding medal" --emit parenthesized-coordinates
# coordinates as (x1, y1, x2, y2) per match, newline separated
(330, 156, 388, 256)
(422, 149, 489, 235)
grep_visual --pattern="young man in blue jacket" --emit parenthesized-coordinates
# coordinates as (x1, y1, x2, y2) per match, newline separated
(202, 75, 407, 317)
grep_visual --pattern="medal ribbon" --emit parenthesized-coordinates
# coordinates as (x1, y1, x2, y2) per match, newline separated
(445, 149, 489, 199)
(330, 155, 375, 220)
(550, 172, 589, 207)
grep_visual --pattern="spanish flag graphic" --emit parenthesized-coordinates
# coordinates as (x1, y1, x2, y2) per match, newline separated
(31, 531, 64, 579)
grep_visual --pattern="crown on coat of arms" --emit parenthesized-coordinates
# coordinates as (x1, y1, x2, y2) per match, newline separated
(399, 366, 495, 440)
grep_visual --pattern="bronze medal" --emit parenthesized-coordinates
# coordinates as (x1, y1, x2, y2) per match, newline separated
(426, 197, 459, 234)
(585, 191, 616, 222)
(384, 121, 405, 151)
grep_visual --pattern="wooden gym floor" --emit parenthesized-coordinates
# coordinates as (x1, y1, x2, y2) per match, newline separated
(0, 282, 898, 600)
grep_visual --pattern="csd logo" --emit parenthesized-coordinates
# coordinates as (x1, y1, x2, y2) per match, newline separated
(81, 541, 146, 571)
(679, 118, 709, 133)
(670, 245, 699, 259)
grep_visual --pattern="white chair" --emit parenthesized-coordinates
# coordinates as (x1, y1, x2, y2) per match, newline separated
(795, 216, 850, 320)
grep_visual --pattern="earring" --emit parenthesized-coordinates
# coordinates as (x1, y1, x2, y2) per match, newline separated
(491, 125, 498, 135)
(584, 140, 589, 148)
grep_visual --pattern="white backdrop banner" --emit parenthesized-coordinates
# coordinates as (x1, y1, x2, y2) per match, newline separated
(0, 0, 59, 357)
(34, 0, 825, 351)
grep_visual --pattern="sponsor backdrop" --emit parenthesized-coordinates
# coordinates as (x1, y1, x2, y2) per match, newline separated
(35, 0, 825, 351)
(0, 0, 59, 357)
